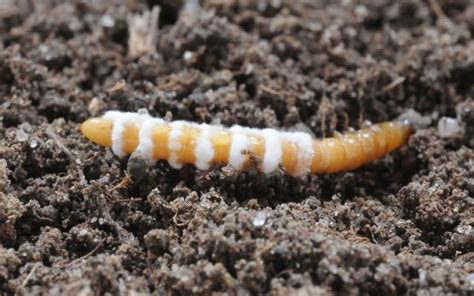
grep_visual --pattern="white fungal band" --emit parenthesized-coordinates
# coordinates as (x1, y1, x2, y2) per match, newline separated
(137, 118, 164, 161)
(103, 111, 151, 157)
(194, 124, 217, 170)
(229, 125, 251, 170)
(296, 133, 314, 175)
(282, 132, 314, 176)
(168, 121, 184, 169)
(261, 128, 282, 174)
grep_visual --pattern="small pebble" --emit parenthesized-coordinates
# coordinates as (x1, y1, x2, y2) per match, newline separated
(438, 117, 463, 138)
(30, 139, 38, 148)
(455, 224, 472, 235)
(355, 5, 368, 18)
(16, 130, 28, 142)
(100, 14, 115, 28)
(253, 211, 267, 227)
(88, 97, 102, 115)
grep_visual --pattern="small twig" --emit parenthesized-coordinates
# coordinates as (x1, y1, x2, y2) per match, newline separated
(383, 76, 405, 92)
(18, 263, 40, 292)
(370, 228, 380, 245)
(67, 238, 105, 267)
(110, 173, 132, 192)
(115, 198, 143, 203)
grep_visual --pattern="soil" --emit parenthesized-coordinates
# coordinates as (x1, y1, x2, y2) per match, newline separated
(0, 0, 473, 295)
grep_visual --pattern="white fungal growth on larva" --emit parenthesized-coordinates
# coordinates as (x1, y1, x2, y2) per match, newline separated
(194, 124, 218, 170)
(137, 117, 163, 161)
(229, 125, 251, 170)
(281, 132, 314, 176)
(102, 112, 315, 175)
(103, 111, 151, 157)
(168, 121, 185, 169)
(104, 112, 127, 157)
(261, 128, 282, 174)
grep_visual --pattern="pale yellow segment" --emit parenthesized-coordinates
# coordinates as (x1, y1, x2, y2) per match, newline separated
(80, 118, 113, 147)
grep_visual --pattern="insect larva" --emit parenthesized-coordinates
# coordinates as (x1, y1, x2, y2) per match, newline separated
(80, 111, 412, 176)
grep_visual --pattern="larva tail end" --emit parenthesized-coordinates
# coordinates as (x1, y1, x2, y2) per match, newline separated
(397, 118, 416, 146)
(399, 118, 414, 143)
(81, 118, 113, 147)
(398, 117, 416, 132)
(397, 109, 430, 131)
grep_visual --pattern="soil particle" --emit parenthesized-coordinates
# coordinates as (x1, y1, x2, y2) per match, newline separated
(0, 0, 473, 295)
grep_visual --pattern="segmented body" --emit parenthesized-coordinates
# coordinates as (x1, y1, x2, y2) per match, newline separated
(81, 111, 412, 176)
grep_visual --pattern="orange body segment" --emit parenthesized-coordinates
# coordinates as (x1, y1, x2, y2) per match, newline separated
(178, 126, 200, 164)
(380, 122, 411, 153)
(281, 140, 298, 174)
(152, 124, 172, 160)
(122, 123, 140, 154)
(320, 138, 347, 173)
(340, 134, 365, 171)
(370, 126, 389, 159)
(356, 130, 378, 163)
(211, 131, 232, 163)
(310, 141, 323, 173)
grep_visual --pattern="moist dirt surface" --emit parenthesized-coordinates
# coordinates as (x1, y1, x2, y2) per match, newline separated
(1, 0, 473, 295)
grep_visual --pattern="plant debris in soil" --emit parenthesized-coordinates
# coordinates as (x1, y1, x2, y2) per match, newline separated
(0, 0, 473, 295)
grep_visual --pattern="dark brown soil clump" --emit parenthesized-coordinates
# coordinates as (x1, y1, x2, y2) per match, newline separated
(1, 0, 473, 295)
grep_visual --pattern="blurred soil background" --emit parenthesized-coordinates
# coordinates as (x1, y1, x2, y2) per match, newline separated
(0, 0, 473, 294)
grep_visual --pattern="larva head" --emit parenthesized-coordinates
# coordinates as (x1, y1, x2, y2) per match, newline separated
(80, 117, 113, 147)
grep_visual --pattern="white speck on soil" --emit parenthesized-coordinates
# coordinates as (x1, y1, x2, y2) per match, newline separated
(253, 211, 267, 227)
